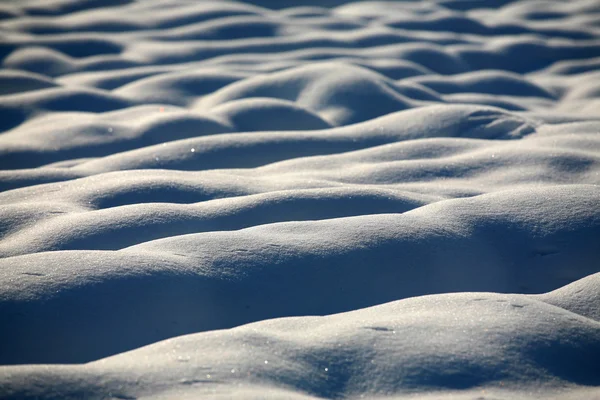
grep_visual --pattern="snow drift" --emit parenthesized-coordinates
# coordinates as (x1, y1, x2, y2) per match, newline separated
(0, 0, 599, 398)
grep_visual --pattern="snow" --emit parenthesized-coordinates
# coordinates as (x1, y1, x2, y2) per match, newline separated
(0, 0, 599, 398)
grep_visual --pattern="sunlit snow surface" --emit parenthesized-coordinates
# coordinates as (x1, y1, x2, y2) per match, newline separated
(1, 0, 600, 398)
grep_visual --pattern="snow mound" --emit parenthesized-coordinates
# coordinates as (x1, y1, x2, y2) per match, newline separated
(2, 273, 600, 399)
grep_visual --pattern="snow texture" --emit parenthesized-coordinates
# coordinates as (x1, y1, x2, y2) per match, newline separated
(0, 0, 599, 398)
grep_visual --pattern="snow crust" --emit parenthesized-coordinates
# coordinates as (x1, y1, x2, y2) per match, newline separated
(0, 0, 599, 398)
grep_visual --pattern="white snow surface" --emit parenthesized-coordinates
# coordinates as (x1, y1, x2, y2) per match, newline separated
(1, 0, 600, 398)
